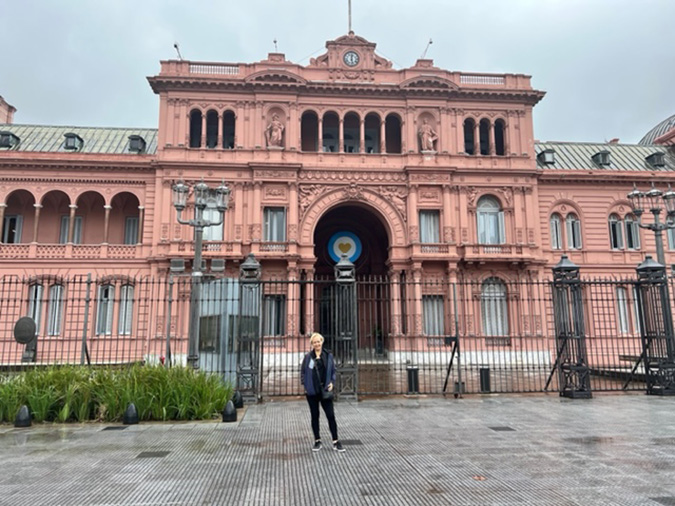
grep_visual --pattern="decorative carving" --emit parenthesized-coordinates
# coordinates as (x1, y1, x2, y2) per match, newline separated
(466, 186, 478, 206)
(376, 185, 408, 222)
(235, 225, 242, 240)
(288, 224, 298, 241)
(342, 183, 366, 201)
(418, 118, 438, 152)
(409, 225, 419, 242)
(265, 187, 286, 198)
(299, 184, 325, 217)
(251, 224, 262, 241)
(461, 228, 468, 243)
(443, 226, 452, 243)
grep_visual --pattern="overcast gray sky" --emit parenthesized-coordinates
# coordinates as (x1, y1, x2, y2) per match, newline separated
(1, 0, 673, 144)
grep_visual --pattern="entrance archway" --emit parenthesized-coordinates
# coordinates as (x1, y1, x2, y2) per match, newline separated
(313, 203, 389, 277)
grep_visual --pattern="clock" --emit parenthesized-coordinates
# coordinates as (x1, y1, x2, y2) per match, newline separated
(343, 50, 360, 67)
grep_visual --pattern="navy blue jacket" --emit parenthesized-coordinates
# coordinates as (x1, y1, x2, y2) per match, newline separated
(300, 349, 336, 396)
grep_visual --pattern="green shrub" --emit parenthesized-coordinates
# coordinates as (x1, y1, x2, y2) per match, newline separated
(0, 365, 233, 424)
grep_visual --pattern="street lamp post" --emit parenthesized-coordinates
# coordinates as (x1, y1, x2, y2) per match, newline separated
(627, 183, 675, 265)
(172, 180, 230, 369)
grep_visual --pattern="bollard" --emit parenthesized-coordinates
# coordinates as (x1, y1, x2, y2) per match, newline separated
(232, 390, 243, 409)
(123, 403, 139, 425)
(479, 367, 491, 393)
(222, 400, 237, 422)
(406, 366, 419, 394)
(14, 405, 31, 428)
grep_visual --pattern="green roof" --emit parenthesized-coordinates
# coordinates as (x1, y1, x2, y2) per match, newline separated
(535, 141, 675, 172)
(0, 124, 157, 154)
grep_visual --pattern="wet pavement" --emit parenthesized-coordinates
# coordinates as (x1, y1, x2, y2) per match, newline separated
(1, 393, 675, 505)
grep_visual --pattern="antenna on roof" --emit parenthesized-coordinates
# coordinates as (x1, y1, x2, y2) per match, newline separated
(421, 38, 433, 59)
(173, 42, 183, 61)
(273, 38, 278, 52)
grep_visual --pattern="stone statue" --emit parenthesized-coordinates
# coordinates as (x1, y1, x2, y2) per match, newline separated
(418, 118, 437, 152)
(265, 113, 284, 147)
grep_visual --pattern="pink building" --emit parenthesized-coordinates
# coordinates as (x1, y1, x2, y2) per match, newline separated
(1, 32, 674, 395)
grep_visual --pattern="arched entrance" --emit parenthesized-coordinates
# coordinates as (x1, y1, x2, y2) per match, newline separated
(312, 203, 390, 277)
(312, 203, 392, 362)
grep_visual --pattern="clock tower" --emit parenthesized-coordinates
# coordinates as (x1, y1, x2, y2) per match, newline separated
(309, 31, 392, 72)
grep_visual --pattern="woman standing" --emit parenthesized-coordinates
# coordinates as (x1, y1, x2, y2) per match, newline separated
(300, 332, 345, 452)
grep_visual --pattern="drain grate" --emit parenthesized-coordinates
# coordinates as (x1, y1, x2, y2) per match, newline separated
(341, 439, 363, 445)
(136, 451, 170, 459)
(102, 426, 128, 431)
(565, 436, 614, 445)
(489, 426, 515, 432)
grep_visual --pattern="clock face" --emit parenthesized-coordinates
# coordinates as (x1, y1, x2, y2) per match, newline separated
(343, 51, 360, 67)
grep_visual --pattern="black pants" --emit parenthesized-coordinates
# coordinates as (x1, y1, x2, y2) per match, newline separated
(306, 394, 338, 441)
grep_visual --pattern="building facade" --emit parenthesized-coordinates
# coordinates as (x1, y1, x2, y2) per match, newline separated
(1, 32, 674, 394)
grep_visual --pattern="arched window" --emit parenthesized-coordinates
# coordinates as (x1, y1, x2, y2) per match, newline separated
(550, 213, 562, 250)
(222, 111, 235, 149)
(385, 114, 402, 154)
(463, 118, 475, 155)
(343, 112, 360, 153)
(477, 196, 505, 245)
(609, 214, 624, 250)
(624, 214, 640, 250)
(189, 110, 202, 148)
(566, 213, 582, 250)
(481, 278, 508, 337)
(364, 113, 381, 153)
(301, 111, 319, 152)
(322, 112, 339, 153)
(494, 119, 506, 156)
(206, 110, 218, 148)
(479, 119, 490, 155)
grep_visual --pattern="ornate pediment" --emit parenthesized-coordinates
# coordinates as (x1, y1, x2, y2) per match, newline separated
(309, 31, 392, 70)
(400, 76, 459, 91)
(245, 70, 307, 85)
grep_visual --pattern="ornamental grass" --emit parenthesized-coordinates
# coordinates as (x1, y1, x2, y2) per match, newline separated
(0, 364, 233, 423)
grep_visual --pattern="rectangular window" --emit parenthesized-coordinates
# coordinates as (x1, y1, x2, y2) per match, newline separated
(263, 295, 286, 336)
(47, 285, 63, 336)
(202, 204, 223, 241)
(616, 287, 629, 334)
(566, 217, 582, 249)
(124, 217, 139, 245)
(609, 219, 623, 250)
(2, 215, 23, 243)
(118, 285, 134, 335)
(59, 216, 83, 244)
(96, 285, 114, 335)
(632, 286, 641, 335)
(419, 210, 440, 243)
(264, 207, 286, 242)
(28, 284, 43, 334)
(625, 220, 640, 250)
(422, 295, 444, 336)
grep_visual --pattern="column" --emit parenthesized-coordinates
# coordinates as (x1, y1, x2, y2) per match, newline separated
(288, 183, 298, 242)
(68, 204, 77, 243)
(389, 270, 403, 336)
(359, 118, 365, 153)
(103, 205, 112, 244)
(339, 117, 344, 153)
(488, 121, 495, 155)
(408, 185, 419, 243)
(32, 204, 42, 242)
(0, 204, 6, 240)
(474, 122, 480, 155)
(318, 116, 323, 152)
(252, 181, 262, 241)
(287, 264, 299, 338)
(217, 113, 223, 147)
(442, 185, 452, 243)
(201, 112, 207, 148)
(138, 206, 145, 245)
(304, 268, 315, 334)
(380, 119, 386, 154)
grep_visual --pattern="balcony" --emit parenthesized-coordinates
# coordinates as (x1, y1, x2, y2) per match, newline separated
(459, 243, 541, 265)
(0, 243, 142, 260)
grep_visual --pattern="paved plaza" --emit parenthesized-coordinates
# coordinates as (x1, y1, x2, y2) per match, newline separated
(1, 393, 675, 505)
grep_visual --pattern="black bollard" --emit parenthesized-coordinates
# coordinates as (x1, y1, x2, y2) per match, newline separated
(14, 405, 31, 428)
(123, 403, 139, 425)
(232, 390, 243, 409)
(222, 400, 237, 423)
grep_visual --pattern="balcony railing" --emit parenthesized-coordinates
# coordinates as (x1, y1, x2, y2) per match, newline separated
(0, 243, 140, 260)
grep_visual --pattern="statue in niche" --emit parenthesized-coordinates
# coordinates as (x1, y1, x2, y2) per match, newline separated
(265, 113, 284, 148)
(418, 118, 437, 152)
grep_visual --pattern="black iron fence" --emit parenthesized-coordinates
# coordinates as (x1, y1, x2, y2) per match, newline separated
(2, 259, 674, 398)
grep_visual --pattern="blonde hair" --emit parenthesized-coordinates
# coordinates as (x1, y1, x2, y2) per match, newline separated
(309, 332, 324, 345)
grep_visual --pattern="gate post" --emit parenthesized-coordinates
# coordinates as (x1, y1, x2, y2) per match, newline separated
(334, 254, 358, 400)
(636, 256, 675, 395)
(551, 256, 592, 398)
(237, 253, 262, 402)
